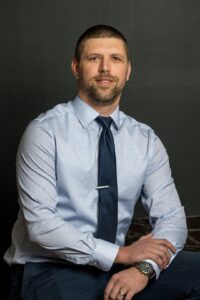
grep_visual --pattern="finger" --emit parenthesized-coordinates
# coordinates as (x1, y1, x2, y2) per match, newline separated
(124, 290, 135, 300)
(105, 279, 122, 300)
(154, 239, 176, 253)
(154, 242, 176, 267)
(155, 245, 172, 267)
(104, 280, 115, 300)
(150, 254, 165, 269)
(133, 241, 169, 268)
(162, 249, 172, 267)
(144, 241, 174, 267)
(140, 247, 167, 269)
(152, 250, 170, 269)
(167, 242, 176, 254)
(160, 254, 170, 269)
(116, 292, 126, 300)
(151, 250, 171, 269)
(157, 254, 169, 269)
(139, 233, 153, 241)
(109, 285, 121, 300)
(117, 288, 127, 300)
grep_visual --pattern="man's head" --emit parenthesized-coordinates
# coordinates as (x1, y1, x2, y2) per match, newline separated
(71, 25, 131, 112)
(74, 24, 130, 63)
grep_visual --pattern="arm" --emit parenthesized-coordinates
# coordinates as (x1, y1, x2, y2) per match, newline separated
(141, 133, 188, 276)
(104, 133, 187, 299)
(17, 121, 119, 270)
(113, 134, 187, 273)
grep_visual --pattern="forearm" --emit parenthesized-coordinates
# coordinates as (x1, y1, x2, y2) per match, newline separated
(17, 122, 119, 271)
(114, 245, 129, 265)
(115, 214, 187, 280)
(26, 213, 119, 270)
(19, 180, 119, 270)
(114, 232, 177, 271)
(151, 206, 188, 250)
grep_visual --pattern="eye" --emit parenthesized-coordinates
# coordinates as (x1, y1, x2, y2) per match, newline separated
(88, 56, 101, 61)
(112, 56, 123, 62)
(113, 56, 121, 61)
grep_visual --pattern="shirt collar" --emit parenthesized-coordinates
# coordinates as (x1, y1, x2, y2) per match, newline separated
(72, 96, 120, 129)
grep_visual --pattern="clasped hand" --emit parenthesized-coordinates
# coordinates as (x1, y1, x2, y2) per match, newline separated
(104, 233, 176, 300)
(116, 233, 176, 270)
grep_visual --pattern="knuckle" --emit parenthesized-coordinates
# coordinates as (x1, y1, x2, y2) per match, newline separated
(117, 277, 125, 285)
(125, 295, 132, 300)
(155, 256, 162, 266)
(112, 273, 119, 280)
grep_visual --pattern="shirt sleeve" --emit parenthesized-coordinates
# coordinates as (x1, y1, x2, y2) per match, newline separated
(141, 132, 188, 278)
(16, 120, 118, 271)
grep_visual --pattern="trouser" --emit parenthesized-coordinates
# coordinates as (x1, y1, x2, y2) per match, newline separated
(9, 251, 200, 300)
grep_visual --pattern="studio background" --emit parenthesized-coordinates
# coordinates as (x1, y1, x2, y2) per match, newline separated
(1, 0, 200, 297)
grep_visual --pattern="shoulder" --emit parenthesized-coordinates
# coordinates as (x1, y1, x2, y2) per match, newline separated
(18, 101, 74, 150)
(35, 101, 73, 126)
(118, 110, 167, 157)
(24, 101, 73, 134)
(119, 110, 156, 139)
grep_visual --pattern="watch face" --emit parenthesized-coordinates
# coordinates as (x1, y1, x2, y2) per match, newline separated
(135, 261, 155, 279)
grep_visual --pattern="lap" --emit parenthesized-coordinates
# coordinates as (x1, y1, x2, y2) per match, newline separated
(11, 251, 200, 300)
(21, 262, 116, 300)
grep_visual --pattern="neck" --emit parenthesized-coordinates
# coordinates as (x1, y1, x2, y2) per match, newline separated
(78, 93, 120, 116)
(93, 104, 118, 116)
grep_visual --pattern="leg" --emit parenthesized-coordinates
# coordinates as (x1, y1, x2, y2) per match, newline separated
(21, 262, 114, 300)
(9, 265, 24, 300)
(134, 251, 200, 300)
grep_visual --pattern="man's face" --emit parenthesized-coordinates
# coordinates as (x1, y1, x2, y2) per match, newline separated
(71, 37, 131, 107)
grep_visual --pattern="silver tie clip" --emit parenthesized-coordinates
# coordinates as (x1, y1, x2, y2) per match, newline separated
(96, 185, 110, 190)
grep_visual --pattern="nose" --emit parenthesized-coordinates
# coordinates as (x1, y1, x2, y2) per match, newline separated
(99, 57, 110, 73)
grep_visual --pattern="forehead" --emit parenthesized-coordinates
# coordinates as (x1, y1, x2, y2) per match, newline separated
(81, 37, 127, 57)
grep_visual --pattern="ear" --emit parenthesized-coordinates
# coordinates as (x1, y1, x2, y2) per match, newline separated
(71, 58, 79, 79)
(126, 61, 131, 81)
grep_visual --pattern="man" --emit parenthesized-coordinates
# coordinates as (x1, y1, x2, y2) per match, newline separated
(4, 24, 200, 300)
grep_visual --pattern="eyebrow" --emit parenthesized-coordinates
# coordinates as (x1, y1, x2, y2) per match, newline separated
(86, 53, 125, 59)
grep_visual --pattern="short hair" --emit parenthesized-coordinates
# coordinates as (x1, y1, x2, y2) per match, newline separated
(74, 24, 130, 62)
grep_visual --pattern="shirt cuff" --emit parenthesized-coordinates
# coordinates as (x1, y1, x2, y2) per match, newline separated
(90, 239, 119, 271)
(144, 259, 161, 279)
(145, 250, 178, 279)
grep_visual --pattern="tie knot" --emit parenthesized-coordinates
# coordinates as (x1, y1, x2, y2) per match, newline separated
(96, 116, 113, 129)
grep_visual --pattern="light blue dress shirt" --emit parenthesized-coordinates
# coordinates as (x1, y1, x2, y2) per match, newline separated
(4, 96, 187, 278)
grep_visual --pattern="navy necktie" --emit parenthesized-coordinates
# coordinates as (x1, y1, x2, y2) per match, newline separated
(96, 116, 118, 243)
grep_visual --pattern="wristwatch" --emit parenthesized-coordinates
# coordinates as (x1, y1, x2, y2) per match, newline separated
(134, 261, 155, 280)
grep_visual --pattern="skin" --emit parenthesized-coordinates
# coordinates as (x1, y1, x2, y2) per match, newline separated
(71, 37, 131, 116)
(71, 37, 176, 299)
(105, 233, 176, 300)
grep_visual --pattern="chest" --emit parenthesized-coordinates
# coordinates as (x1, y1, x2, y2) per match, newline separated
(55, 125, 149, 197)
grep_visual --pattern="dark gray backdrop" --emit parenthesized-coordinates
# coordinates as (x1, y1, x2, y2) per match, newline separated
(1, 0, 200, 297)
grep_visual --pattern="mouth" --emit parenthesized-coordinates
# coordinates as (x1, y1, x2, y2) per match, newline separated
(95, 77, 115, 86)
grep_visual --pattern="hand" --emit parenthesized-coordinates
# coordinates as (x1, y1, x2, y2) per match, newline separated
(115, 233, 176, 270)
(104, 267, 148, 300)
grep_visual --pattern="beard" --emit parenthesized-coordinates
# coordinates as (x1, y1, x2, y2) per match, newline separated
(79, 76, 124, 107)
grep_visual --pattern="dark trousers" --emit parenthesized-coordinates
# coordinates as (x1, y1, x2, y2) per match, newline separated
(9, 251, 200, 300)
